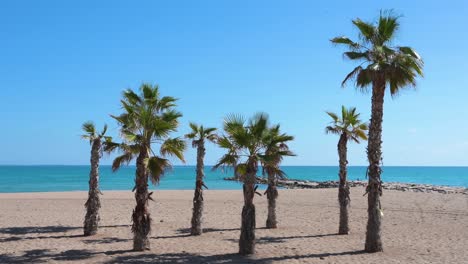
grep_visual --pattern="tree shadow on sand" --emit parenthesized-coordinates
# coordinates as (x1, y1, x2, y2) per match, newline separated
(102, 250, 366, 264)
(0, 226, 80, 235)
(83, 237, 131, 244)
(0, 225, 131, 243)
(224, 233, 339, 245)
(154, 227, 244, 239)
(0, 224, 130, 236)
(176, 227, 268, 235)
(0, 249, 97, 264)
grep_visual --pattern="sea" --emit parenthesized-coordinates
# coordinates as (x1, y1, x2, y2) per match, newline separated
(0, 166, 466, 193)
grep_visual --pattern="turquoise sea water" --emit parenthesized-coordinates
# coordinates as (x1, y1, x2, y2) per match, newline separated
(0, 166, 467, 193)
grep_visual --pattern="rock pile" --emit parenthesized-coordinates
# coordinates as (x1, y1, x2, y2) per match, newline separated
(223, 177, 468, 195)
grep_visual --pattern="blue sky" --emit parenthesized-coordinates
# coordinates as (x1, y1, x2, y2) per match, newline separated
(1, 0, 467, 166)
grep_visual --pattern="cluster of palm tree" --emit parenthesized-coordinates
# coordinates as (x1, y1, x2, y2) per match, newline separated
(81, 84, 294, 254)
(213, 113, 294, 254)
(80, 11, 423, 255)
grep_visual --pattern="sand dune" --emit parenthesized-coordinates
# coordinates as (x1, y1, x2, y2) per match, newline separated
(0, 188, 467, 263)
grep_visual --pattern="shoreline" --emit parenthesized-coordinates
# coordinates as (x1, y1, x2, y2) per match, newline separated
(1, 179, 467, 194)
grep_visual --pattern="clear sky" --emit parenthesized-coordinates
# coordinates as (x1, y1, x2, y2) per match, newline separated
(1, 0, 467, 166)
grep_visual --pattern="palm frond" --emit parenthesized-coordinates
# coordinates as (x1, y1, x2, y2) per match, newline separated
(160, 137, 186, 162)
(352, 18, 376, 42)
(141, 83, 156, 100)
(330, 36, 360, 49)
(249, 112, 269, 139)
(235, 163, 248, 180)
(213, 153, 239, 171)
(122, 89, 142, 106)
(103, 141, 120, 154)
(157, 96, 177, 110)
(355, 129, 368, 141)
(112, 152, 134, 172)
(146, 156, 171, 185)
(399, 46, 421, 60)
(188, 122, 199, 133)
(355, 68, 373, 90)
(185, 132, 197, 140)
(344, 51, 368, 60)
(378, 10, 400, 44)
(326, 111, 339, 122)
(100, 124, 108, 136)
(206, 133, 218, 144)
(82, 121, 96, 136)
(263, 166, 287, 180)
(341, 66, 363, 87)
(203, 127, 217, 136)
(325, 126, 341, 135)
(223, 113, 245, 132)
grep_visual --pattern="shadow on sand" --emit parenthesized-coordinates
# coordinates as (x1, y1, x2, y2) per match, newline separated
(0, 249, 366, 264)
(0, 224, 130, 243)
(0, 225, 363, 263)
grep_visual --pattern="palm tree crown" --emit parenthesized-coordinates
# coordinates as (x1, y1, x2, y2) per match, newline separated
(185, 122, 217, 147)
(262, 124, 295, 179)
(106, 83, 186, 183)
(331, 11, 423, 95)
(325, 106, 368, 143)
(214, 113, 293, 178)
(81, 122, 110, 144)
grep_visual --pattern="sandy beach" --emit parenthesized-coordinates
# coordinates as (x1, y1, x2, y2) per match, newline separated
(0, 188, 467, 263)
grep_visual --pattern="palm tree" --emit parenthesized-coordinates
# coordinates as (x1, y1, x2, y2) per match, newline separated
(184, 122, 217, 236)
(262, 125, 294, 229)
(81, 121, 111, 236)
(214, 113, 293, 255)
(105, 83, 186, 251)
(331, 11, 423, 252)
(325, 106, 368, 235)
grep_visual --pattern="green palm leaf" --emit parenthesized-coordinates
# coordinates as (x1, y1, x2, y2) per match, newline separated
(146, 156, 171, 184)
(331, 10, 423, 94)
(325, 106, 368, 143)
(160, 138, 186, 162)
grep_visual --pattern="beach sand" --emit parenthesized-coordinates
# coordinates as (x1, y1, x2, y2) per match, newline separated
(0, 188, 467, 263)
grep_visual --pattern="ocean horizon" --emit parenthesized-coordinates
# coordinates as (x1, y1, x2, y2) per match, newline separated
(0, 165, 467, 193)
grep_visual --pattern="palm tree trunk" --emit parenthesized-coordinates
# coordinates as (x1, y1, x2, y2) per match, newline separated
(365, 79, 385, 252)
(239, 159, 257, 255)
(84, 139, 101, 236)
(338, 133, 349, 235)
(265, 170, 278, 229)
(191, 142, 205, 235)
(132, 146, 151, 251)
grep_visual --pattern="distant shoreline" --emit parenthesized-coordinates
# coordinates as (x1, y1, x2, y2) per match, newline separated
(224, 177, 468, 195)
(1, 180, 466, 194)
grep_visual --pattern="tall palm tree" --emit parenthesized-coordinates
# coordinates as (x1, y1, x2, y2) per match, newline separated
(325, 106, 368, 235)
(184, 122, 217, 236)
(81, 122, 111, 236)
(262, 125, 294, 229)
(214, 113, 293, 255)
(105, 83, 186, 251)
(331, 11, 423, 252)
